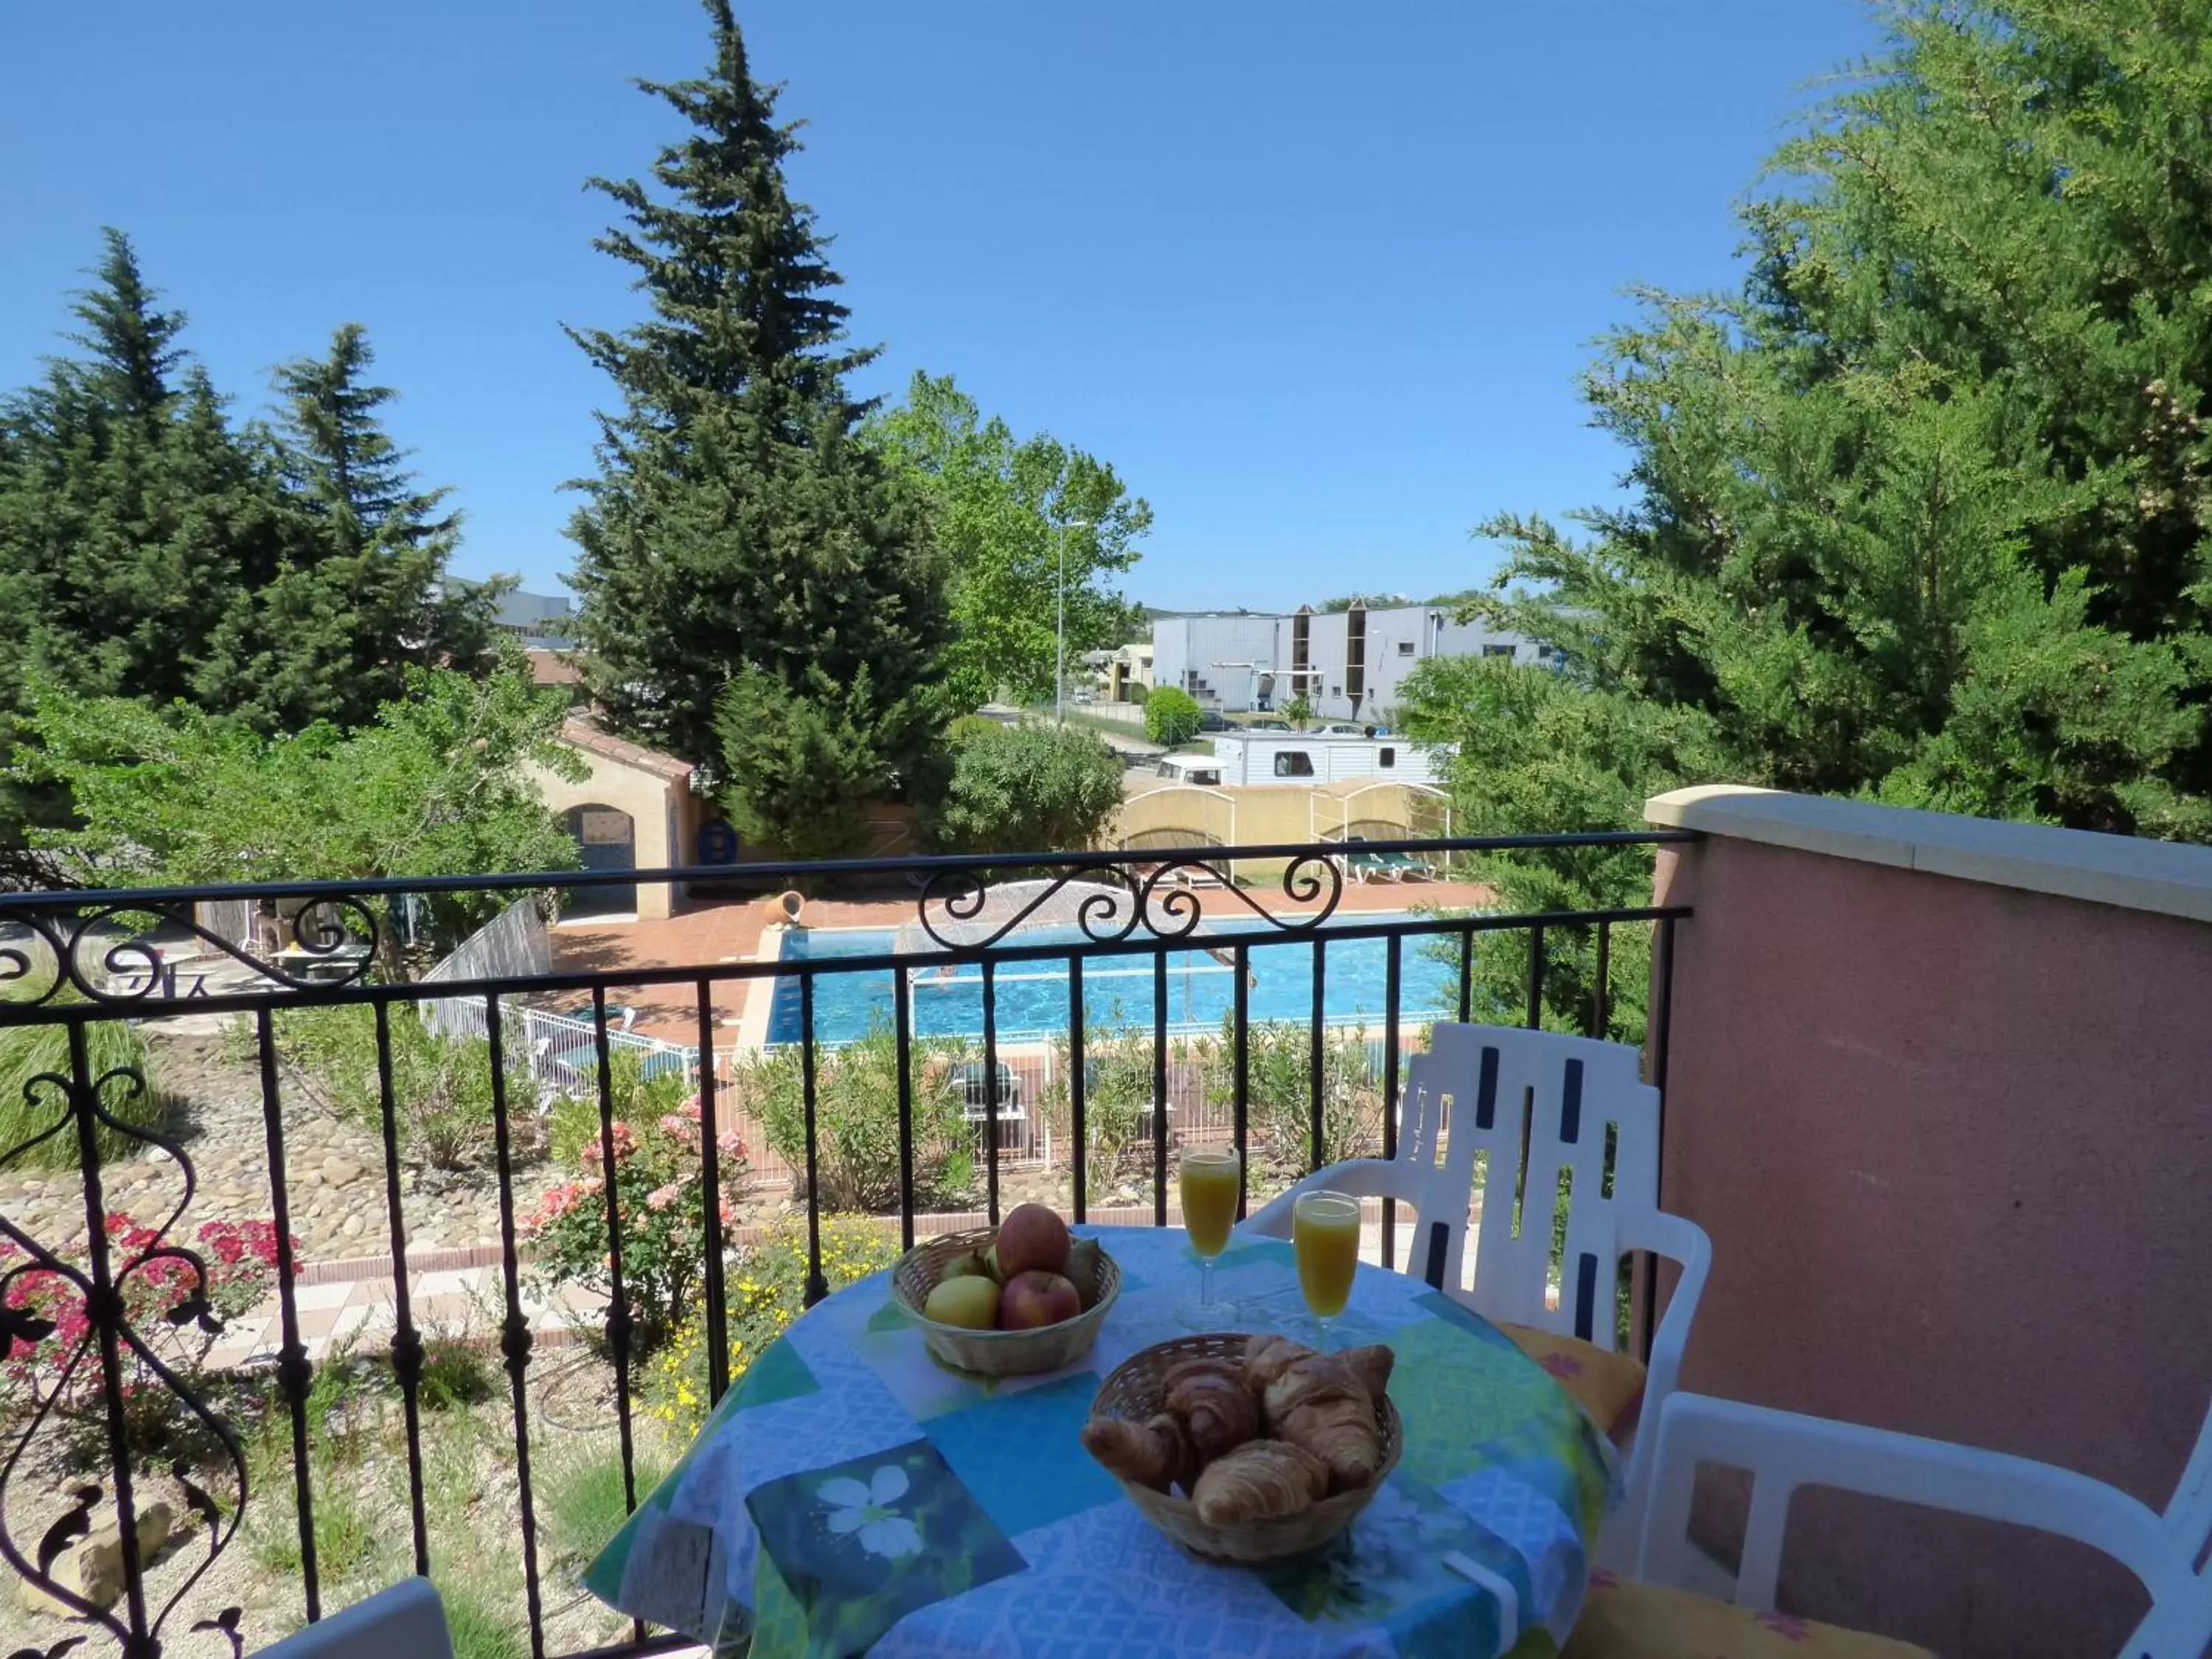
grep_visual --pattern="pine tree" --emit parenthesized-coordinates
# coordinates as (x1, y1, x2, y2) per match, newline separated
(197, 323, 495, 731)
(567, 0, 947, 820)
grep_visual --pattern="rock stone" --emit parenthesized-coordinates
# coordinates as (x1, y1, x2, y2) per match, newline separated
(14, 1500, 172, 1617)
(322, 1158, 364, 1188)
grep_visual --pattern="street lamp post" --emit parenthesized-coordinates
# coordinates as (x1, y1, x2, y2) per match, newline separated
(1056, 518, 1091, 725)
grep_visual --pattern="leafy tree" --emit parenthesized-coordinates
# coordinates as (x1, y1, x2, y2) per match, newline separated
(1144, 686, 1203, 747)
(925, 720, 1126, 855)
(1280, 695, 1315, 731)
(10, 653, 583, 968)
(566, 0, 946, 780)
(1398, 657, 1720, 1042)
(1316, 594, 1405, 613)
(866, 372, 1149, 709)
(1460, 1, 2212, 847)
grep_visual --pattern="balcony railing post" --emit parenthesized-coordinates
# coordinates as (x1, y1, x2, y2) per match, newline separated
(799, 974, 827, 1307)
(1068, 956, 1088, 1223)
(485, 993, 548, 1659)
(1232, 942, 1250, 1221)
(1152, 953, 1169, 1226)
(68, 1018, 155, 1650)
(1309, 939, 1326, 1173)
(894, 964, 917, 1253)
(1382, 935, 1402, 1269)
(373, 1000, 432, 1579)
(697, 981, 735, 1385)
(254, 1005, 320, 1624)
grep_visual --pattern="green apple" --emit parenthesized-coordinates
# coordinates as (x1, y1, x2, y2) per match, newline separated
(937, 1250, 989, 1284)
(922, 1275, 1000, 1330)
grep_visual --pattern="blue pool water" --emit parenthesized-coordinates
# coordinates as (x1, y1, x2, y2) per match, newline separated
(766, 917, 1461, 1045)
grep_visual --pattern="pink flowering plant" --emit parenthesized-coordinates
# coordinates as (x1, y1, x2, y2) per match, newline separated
(529, 1060, 748, 1358)
(1, 1214, 290, 1446)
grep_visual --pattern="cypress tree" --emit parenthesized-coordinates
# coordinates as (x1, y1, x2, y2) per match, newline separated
(566, 0, 947, 835)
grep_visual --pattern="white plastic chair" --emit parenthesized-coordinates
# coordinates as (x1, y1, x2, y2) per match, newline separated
(1624, 1390, 2212, 1657)
(1241, 1022, 1712, 1556)
(256, 1578, 458, 1659)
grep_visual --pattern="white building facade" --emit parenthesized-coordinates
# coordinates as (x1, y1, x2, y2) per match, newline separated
(1151, 603, 1549, 721)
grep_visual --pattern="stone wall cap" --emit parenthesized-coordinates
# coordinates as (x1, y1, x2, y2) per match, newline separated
(1645, 784, 2212, 925)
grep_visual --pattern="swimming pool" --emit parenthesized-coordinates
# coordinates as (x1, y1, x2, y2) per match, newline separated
(765, 917, 1461, 1045)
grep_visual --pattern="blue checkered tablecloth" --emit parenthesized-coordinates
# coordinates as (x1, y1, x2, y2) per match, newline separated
(585, 1225, 1616, 1658)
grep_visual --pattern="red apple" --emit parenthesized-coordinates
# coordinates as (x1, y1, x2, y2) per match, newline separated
(998, 1270, 1080, 1330)
(996, 1203, 1071, 1279)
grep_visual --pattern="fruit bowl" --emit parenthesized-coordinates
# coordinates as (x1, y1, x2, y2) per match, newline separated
(891, 1225, 1121, 1377)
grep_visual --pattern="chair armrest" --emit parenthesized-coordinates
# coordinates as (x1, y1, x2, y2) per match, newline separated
(1613, 1209, 1711, 1422)
(1636, 1392, 2172, 1608)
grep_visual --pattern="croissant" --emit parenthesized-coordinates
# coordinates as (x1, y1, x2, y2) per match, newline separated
(1242, 1337, 1391, 1489)
(1162, 1366, 1260, 1464)
(1192, 1439, 1329, 1526)
(1080, 1411, 1195, 1492)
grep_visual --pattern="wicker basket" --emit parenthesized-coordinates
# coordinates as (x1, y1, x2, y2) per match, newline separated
(1088, 1333, 1403, 1563)
(891, 1226, 1121, 1377)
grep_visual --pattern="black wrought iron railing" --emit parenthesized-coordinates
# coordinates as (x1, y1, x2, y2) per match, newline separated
(0, 834, 1691, 1659)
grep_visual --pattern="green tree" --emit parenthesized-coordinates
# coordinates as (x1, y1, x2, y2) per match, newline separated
(714, 665, 937, 860)
(1280, 695, 1315, 731)
(1144, 686, 1203, 747)
(925, 720, 1125, 855)
(1460, 1, 2212, 846)
(11, 652, 583, 967)
(1398, 655, 1719, 1041)
(200, 323, 498, 731)
(866, 372, 1149, 709)
(566, 0, 947, 782)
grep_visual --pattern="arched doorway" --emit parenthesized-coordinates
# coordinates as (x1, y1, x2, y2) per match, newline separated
(565, 804, 637, 917)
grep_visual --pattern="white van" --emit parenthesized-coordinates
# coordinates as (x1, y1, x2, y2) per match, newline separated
(1154, 754, 1225, 787)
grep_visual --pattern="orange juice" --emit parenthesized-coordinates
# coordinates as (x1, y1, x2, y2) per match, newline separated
(1293, 1191, 1362, 1319)
(1179, 1150, 1241, 1257)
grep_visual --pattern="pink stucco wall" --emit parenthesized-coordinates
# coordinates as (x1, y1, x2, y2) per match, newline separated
(1652, 835, 2212, 1656)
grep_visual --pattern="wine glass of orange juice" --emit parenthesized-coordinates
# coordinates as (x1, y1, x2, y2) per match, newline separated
(1175, 1147, 1242, 1329)
(1293, 1189, 1362, 1349)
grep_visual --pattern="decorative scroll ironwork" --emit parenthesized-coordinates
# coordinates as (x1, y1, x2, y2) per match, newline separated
(0, 1065, 247, 1656)
(911, 852, 1345, 953)
(0, 894, 379, 1010)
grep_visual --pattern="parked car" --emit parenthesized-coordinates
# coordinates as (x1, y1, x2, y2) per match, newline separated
(1313, 721, 1368, 735)
(1197, 709, 1231, 732)
(1242, 717, 1292, 732)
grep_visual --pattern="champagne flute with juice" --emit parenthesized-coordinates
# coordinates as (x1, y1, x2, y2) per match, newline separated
(1175, 1147, 1242, 1328)
(1293, 1189, 1362, 1349)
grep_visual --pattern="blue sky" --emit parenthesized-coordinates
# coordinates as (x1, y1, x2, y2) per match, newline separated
(1, 1, 1878, 612)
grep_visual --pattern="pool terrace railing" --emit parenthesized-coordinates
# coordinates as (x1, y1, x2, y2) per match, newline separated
(0, 832, 1692, 1658)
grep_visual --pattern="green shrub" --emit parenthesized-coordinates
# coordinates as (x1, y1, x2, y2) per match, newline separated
(1037, 1021, 1166, 1187)
(1144, 686, 1202, 746)
(417, 1334, 498, 1412)
(729, 1022, 973, 1213)
(268, 1004, 537, 1170)
(923, 720, 1124, 855)
(439, 1576, 528, 1659)
(526, 1062, 745, 1359)
(0, 967, 164, 1166)
(1199, 1018, 1384, 1178)
(649, 1213, 900, 1440)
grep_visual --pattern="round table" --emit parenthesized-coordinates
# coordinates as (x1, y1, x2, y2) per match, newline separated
(587, 1224, 1617, 1658)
